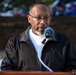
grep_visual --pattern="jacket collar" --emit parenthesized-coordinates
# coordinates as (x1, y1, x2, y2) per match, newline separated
(20, 26, 31, 42)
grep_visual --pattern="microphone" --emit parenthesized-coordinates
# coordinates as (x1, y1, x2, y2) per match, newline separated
(45, 27, 54, 38)
(42, 27, 56, 44)
(39, 27, 54, 71)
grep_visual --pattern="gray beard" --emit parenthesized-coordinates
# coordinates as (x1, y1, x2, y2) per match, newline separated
(35, 31, 44, 36)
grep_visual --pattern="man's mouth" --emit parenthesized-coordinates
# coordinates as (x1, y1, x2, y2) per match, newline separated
(39, 26, 46, 30)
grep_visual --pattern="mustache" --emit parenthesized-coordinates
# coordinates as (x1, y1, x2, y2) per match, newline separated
(37, 26, 46, 30)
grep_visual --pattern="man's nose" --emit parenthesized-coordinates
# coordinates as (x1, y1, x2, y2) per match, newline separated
(40, 19, 46, 24)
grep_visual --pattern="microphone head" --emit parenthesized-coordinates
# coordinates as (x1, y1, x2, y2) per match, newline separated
(42, 27, 56, 44)
(44, 27, 54, 38)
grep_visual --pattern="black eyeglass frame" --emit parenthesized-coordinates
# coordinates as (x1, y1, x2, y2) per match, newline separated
(29, 14, 51, 21)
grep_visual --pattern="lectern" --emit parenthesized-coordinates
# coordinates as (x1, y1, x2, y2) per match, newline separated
(0, 71, 74, 75)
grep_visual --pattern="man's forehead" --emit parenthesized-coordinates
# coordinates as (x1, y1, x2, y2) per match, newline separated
(31, 4, 50, 13)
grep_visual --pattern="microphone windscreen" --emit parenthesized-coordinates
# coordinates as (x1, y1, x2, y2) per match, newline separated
(44, 27, 54, 38)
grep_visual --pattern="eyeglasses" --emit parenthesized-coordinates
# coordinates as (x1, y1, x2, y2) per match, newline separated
(29, 14, 51, 21)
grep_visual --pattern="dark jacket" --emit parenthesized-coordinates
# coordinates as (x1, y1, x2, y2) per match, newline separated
(1, 26, 76, 71)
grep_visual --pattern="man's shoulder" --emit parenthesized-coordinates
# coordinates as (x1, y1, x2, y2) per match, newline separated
(7, 26, 30, 43)
(55, 32, 70, 42)
(8, 31, 26, 43)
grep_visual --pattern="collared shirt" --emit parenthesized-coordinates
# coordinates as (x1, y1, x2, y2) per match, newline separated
(29, 28, 45, 57)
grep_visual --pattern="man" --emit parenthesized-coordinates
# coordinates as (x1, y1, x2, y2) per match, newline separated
(1, 2, 76, 71)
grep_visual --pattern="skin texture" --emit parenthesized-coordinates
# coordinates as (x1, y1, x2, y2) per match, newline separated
(27, 4, 51, 35)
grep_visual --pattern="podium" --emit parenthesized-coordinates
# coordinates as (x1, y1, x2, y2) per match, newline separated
(0, 71, 74, 75)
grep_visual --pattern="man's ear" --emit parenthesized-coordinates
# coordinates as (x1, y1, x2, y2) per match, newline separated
(27, 15, 31, 23)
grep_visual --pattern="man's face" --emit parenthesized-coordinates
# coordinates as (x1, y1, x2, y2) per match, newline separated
(28, 4, 51, 35)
